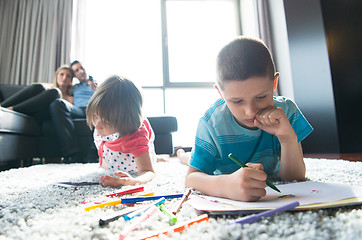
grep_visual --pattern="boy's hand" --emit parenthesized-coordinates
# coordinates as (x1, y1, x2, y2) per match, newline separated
(254, 106, 295, 142)
(222, 163, 267, 201)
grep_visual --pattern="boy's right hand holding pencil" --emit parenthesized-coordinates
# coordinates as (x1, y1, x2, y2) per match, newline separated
(220, 162, 267, 202)
(186, 161, 269, 202)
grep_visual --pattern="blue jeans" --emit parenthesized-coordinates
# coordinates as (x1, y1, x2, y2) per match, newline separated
(49, 99, 86, 157)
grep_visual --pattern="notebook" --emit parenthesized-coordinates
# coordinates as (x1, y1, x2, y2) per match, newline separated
(188, 181, 362, 215)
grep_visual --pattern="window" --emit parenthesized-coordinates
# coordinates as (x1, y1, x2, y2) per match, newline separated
(71, 0, 240, 147)
(165, 0, 239, 84)
(72, 0, 163, 87)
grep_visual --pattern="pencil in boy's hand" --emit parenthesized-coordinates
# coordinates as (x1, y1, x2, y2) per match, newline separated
(228, 153, 281, 193)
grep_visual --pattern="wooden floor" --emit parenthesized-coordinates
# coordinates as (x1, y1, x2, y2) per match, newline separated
(304, 153, 362, 162)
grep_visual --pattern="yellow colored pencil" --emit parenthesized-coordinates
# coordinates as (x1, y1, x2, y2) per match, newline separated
(84, 200, 122, 211)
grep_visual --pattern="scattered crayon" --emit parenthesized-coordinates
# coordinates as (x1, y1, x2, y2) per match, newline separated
(84, 200, 121, 211)
(124, 198, 165, 221)
(119, 205, 158, 240)
(105, 186, 144, 197)
(138, 214, 209, 240)
(137, 192, 155, 197)
(172, 188, 192, 215)
(99, 206, 143, 227)
(120, 194, 183, 204)
(158, 204, 177, 224)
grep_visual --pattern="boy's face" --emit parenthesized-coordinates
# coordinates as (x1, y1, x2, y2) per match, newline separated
(217, 74, 278, 129)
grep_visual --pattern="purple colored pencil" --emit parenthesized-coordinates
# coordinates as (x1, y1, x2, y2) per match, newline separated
(230, 201, 300, 225)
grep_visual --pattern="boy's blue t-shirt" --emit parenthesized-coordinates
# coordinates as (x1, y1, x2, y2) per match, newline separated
(189, 96, 313, 176)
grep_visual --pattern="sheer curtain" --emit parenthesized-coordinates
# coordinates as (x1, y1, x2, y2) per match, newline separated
(70, 0, 86, 64)
(240, 0, 273, 57)
(0, 0, 73, 85)
(240, 0, 279, 95)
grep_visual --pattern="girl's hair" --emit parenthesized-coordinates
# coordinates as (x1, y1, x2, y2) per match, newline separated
(216, 36, 276, 90)
(86, 75, 143, 137)
(53, 65, 74, 96)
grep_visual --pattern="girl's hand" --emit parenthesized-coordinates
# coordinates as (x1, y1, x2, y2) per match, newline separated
(99, 171, 136, 187)
(221, 163, 267, 201)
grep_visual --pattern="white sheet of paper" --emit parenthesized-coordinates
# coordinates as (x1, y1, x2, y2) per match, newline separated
(188, 181, 362, 212)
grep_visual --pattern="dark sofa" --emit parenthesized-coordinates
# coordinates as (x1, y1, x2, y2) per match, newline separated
(0, 84, 178, 171)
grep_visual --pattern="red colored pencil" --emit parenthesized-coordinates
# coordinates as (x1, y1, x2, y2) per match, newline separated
(105, 186, 144, 197)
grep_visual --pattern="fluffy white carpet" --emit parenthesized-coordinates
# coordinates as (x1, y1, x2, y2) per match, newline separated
(0, 158, 361, 240)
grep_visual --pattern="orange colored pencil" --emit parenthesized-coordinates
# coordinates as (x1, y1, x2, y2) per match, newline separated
(138, 214, 209, 240)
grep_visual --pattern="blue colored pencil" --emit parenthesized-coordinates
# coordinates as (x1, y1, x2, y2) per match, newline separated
(121, 194, 183, 204)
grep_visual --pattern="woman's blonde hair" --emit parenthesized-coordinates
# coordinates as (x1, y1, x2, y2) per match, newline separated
(86, 75, 143, 137)
(53, 65, 74, 96)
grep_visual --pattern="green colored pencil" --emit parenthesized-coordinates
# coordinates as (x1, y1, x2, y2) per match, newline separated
(228, 153, 281, 193)
(158, 204, 177, 224)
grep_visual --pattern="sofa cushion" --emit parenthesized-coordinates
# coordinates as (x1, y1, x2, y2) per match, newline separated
(0, 134, 38, 163)
(42, 118, 92, 137)
(148, 116, 178, 134)
(74, 119, 93, 136)
(0, 107, 41, 136)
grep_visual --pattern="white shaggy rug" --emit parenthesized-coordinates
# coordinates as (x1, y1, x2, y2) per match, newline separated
(0, 158, 361, 240)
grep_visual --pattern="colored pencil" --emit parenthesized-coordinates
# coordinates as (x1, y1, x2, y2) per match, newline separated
(172, 188, 192, 215)
(138, 214, 209, 240)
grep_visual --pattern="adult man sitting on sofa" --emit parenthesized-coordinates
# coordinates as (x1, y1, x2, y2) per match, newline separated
(49, 60, 96, 163)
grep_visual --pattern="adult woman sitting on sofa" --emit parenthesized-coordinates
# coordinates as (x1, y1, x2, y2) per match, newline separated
(52, 65, 74, 104)
(0, 66, 74, 122)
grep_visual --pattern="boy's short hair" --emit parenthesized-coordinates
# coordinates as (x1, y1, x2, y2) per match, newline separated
(86, 76, 143, 137)
(216, 36, 276, 89)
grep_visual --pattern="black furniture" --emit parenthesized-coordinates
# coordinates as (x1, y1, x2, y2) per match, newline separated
(0, 84, 178, 171)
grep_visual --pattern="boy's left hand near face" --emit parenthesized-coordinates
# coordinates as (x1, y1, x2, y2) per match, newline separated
(253, 106, 295, 141)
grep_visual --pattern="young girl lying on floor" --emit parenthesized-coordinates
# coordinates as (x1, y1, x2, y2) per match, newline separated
(86, 76, 156, 187)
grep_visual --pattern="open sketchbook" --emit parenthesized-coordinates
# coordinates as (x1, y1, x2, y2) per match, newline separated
(188, 181, 362, 214)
